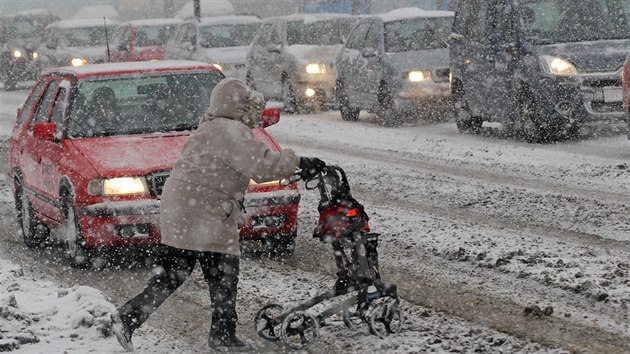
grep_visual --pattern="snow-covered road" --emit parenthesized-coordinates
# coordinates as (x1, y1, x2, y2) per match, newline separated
(0, 89, 628, 353)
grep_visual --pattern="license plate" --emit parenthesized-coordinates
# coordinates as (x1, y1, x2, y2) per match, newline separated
(603, 87, 623, 103)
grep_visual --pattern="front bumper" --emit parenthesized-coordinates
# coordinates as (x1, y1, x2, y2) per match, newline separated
(536, 71, 626, 124)
(297, 72, 337, 107)
(76, 189, 300, 248)
(394, 81, 452, 112)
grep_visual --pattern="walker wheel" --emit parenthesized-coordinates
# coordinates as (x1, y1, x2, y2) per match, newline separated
(255, 303, 284, 341)
(367, 298, 404, 336)
(280, 311, 320, 349)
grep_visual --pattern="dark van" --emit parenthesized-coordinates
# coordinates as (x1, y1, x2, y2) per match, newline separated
(450, 0, 630, 141)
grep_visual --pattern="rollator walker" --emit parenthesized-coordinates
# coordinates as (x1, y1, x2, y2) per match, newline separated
(254, 165, 404, 349)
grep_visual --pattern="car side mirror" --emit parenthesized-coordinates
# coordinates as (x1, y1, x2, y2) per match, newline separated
(260, 108, 280, 127)
(117, 43, 128, 51)
(16, 106, 23, 119)
(46, 41, 58, 50)
(361, 47, 377, 58)
(183, 41, 195, 51)
(32, 122, 57, 141)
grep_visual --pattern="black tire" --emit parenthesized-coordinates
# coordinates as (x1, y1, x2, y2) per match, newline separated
(281, 77, 298, 114)
(377, 83, 402, 127)
(452, 82, 482, 134)
(268, 233, 296, 258)
(518, 91, 544, 143)
(60, 193, 91, 268)
(336, 80, 359, 121)
(14, 178, 49, 248)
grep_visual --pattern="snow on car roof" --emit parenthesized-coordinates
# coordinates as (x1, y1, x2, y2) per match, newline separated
(47, 18, 119, 29)
(198, 15, 262, 25)
(270, 12, 354, 24)
(41, 60, 218, 78)
(122, 18, 183, 27)
(377, 7, 454, 22)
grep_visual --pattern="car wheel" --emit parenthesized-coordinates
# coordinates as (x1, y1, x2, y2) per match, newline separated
(61, 193, 91, 268)
(453, 84, 482, 134)
(14, 178, 49, 248)
(377, 83, 401, 127)
(281, 77, 299, 114)
(518, 91, 545, 143)
(336, 80, 359, 121)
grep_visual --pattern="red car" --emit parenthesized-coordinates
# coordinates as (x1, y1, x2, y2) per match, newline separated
(110, 18, 182, 62)
(8, 60, 300, 267)
(623, 53, 630, 139)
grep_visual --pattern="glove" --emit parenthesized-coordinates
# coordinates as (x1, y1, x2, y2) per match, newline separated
(299, 157, 326, 179)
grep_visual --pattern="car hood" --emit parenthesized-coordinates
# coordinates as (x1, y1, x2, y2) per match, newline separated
(385, 48, 450, 72)
(285, 44, 341, 66)
(70, 134, 189, 177)
(56, 46, 107, 61)
(70, 127, 278, 177)
(536, 39, 630, 73)
(195, 46, 249, 65)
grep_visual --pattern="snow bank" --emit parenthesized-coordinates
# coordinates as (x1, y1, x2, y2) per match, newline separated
(0, 259, 118, 352)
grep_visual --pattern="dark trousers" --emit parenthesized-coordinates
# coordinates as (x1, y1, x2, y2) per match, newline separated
(118, 246, 240, 341)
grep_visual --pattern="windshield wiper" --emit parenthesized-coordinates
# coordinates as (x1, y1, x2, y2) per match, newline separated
(159, 123, 198, 133)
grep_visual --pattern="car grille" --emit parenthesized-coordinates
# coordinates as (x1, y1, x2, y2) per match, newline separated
(580, 77, 623, 114)
(434, 68, 450, 83)
(148, 171, 170, 199)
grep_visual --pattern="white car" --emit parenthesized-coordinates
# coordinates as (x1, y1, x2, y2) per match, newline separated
(246, 13, 358, 112)
(164, 16, 261, 80)
(39, 18, 118, 68)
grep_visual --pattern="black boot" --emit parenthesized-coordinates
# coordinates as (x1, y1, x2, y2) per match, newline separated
(209, 335, 253, 352)
(111, 311, 134, 352)
(333, 271, 357, 292)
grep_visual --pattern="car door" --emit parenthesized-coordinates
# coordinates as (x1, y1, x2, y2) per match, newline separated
(22, 78, 59, 214)
(259, 21, 285, 98)
(342, 21, 372, 105)
(454, 0, 517, 121)
(248, 22, 274, 90)
(357, 20, 385, 107)
(10, 80, 46, 180)
(37, 79, 72, 219)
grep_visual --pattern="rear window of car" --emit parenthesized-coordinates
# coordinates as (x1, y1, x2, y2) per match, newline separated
(199, 22, 261, 48)
(384, 16, 453, 53)
(67, 71, 223, 138)
(287, 18, 356, 46)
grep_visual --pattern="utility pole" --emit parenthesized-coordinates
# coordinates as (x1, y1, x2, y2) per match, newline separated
(352, 0, 360, 15)
(194, 0, 201, 22)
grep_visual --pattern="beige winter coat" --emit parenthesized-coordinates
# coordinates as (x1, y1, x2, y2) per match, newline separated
(160, 78, 300, 255)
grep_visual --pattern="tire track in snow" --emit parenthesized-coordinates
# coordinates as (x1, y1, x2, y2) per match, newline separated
(277, 135, 628, 205)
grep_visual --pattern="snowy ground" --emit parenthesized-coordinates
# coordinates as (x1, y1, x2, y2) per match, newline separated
(0, 90, 629, 353)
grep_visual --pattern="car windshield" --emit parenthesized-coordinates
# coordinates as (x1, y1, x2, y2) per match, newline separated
(0, 17, 49, 41)
(521, 0, 630, 44)
(67, 71, 223, 138)
(59, 26, 109, 47)
(199, 22, 260, 48)
(135, 24, 179, 47)
(287, 18, 355, 45)
(384, 16, 453, 52)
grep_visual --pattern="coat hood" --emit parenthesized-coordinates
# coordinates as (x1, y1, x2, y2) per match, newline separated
(202, 78, 264, 128)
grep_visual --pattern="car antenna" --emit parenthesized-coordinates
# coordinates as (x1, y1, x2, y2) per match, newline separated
(103, 17, 111, 63)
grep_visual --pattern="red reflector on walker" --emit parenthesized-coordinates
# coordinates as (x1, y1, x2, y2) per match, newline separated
(346, 209, 358, 217)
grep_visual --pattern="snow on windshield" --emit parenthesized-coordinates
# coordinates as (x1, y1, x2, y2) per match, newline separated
(384, 16, 453, 52)
(287, 17, 357, 46)
(199, 22, 261, 48)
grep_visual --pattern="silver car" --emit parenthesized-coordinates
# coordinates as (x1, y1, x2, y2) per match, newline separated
(246, 13, 358, 112)
(163, 16, 261, 80)
(38, 19, 119, 68)
(335, 8, 453, 126)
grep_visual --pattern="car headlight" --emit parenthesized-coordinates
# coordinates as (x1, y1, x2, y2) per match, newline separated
(249, 179, 280, 186)
(539, 55, 577, 76)
(12, 49, 22, 58)
(88, 177, 148, 196)
(71, 58, 88, 67)
(305, 63, 327, 74)
(406, 70, 432, 82)
(212, 63, 223, 71)
(32, 51, 38, 60)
